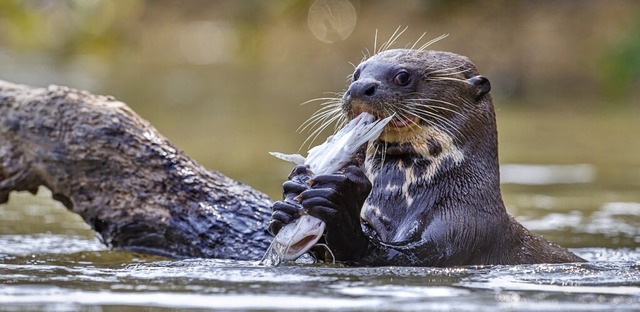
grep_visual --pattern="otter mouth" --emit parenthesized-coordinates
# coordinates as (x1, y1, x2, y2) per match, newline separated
(389, 116, 418, 129)
(347, 111, 421, 143)
(349, 104, 418, 129)
(347, 102, 423, 144)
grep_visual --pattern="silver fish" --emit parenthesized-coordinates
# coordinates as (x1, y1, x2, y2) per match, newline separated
(262, 112, 392, 265)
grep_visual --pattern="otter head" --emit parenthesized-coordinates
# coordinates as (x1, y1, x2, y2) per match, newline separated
(342, 49, 494, 159)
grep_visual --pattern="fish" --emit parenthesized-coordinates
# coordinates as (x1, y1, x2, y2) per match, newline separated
(261, 112, 392, 265)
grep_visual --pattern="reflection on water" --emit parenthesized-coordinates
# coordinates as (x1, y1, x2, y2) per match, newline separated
(0, 241, 638, 311)
(520, 202, 640, 244)
(501, 164, 596, 185)
(1, 155, 640, 311)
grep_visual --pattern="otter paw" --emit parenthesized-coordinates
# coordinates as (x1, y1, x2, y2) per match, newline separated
(282, 164, 313, 200)
(296, 165, 371, 261)
(268, 200, 303, 236)
(303, 164, 371, 216)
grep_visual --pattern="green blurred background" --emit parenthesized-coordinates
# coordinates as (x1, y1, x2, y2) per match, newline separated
(1, 0, 639, 199)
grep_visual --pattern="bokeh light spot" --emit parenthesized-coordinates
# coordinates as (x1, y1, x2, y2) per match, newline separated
(179, 21, 235, 65)
(307, 0, 357, 44)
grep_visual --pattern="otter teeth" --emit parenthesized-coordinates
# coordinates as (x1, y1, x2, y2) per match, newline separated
(390, 116, 417, 128)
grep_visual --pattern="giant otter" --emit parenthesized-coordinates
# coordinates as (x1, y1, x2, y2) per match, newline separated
(269, 49, 584, 266)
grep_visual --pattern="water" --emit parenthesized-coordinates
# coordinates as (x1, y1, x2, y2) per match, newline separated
(0, 235, 638, 311)
(2, 66, 640, 309)
(2, 110, 640, 311)
(2, 152, 640, 311)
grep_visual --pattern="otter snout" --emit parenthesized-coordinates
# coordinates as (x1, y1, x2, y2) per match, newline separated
(345, 78, 380, 101)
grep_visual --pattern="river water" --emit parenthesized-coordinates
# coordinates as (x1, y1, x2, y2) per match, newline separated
(1, 110, 640, 311)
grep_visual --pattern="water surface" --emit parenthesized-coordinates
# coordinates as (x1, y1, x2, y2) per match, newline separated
(1, 109, 640, 311)
(1, 161, 640, 311)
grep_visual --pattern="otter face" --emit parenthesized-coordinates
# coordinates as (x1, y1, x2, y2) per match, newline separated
(342, 49, 491, 146)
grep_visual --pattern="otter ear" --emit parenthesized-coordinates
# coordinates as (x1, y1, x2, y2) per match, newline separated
(467, 75, 491, 97)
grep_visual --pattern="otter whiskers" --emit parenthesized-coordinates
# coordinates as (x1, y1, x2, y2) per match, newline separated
(374, 26, 408, 54)
(427, 64, 470, 76)
(298, 102, 342, 134)
(401, 101, 466, 143)
(367, 26, 449, 60)
(298, 96, 346, 149)
(414, 33, 450, 51)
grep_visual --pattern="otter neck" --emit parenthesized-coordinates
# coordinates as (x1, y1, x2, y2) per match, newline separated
(365, 114, 503, 206)
(368, 124, 464, 166)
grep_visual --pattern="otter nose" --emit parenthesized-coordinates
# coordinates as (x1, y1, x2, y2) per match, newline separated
(347, 79, 379, 100)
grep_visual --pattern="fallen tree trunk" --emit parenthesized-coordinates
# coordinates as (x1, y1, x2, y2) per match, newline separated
(0, 80, 273, 260)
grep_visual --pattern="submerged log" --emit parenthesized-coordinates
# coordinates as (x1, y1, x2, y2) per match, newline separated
(0, 80, 273, 260)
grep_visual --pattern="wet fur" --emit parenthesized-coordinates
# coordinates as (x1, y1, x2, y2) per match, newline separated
(275, 36, 584, 266)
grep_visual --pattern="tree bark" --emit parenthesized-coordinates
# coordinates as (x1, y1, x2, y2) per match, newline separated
(0, 80, 273, 260)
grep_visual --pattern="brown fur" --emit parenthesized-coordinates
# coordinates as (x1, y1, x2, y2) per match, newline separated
(341, 49, 583, 266)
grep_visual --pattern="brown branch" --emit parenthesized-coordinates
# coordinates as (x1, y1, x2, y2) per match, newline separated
(0, 80, 273, 260)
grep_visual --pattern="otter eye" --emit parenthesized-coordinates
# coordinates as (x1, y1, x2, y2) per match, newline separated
(353, 69, 361, 81)
(393, 71, 410, 86)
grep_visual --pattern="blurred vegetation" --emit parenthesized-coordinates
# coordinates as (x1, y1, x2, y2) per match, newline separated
(0, 1, 142, 61)
(600, 13, 640, 99)
(1, 0, 640, 197)
(2, 0, 639, 103)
